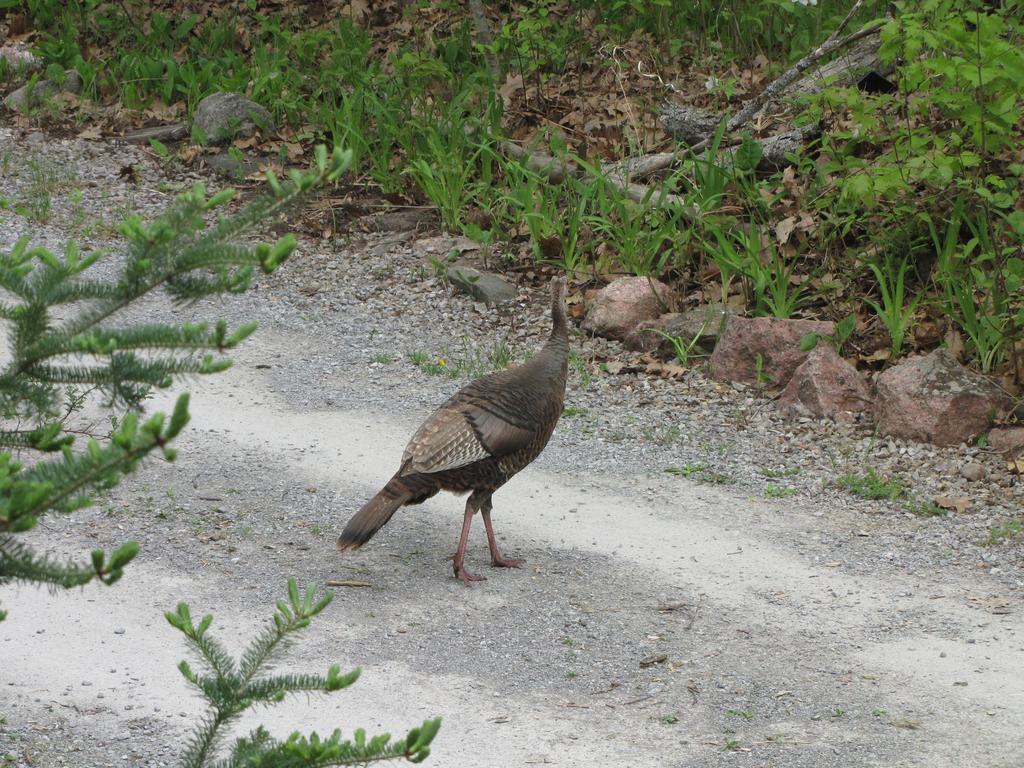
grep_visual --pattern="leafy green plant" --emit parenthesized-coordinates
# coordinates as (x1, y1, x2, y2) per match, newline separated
(407, 338, 513, 380)
(502, 160, 594, 277)
(0, 146, 352, 614)
(863, 256, 921, 358)
(404, 120, 490, 233)
(758, 241, 809, 319)
(754, 353, 769, 384)
(765, 484, 797, 499)
(927, 204, 1023, 374)
(586, 174, 688, 277)
(168, 578, 440, 767)
(760, 466, 800, 479)
(904, 499, 947, 518)
(985, 519, 1022, 546)
(683, 121, 731, 213)
(645, 324, 706, 366)
(705, 226, 807, 317)
(837, 468, 906, 501)
(568, 349, 591, 388)
(800, 314, 857, 354)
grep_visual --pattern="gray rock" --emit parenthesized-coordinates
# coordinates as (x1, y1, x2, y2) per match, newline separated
(192, 92, 274, 144)
(583, 277, 673, 341)
(960, 462, 985, 482)
(873, 349, 1012, 447)
(0, 44, 42, 73)
(624, 304, 728, 354)
(448, 266, 516, 306)
(204, 151, 260, 181)
(4, 69, 82, 111)
(708, 315, 834, 387)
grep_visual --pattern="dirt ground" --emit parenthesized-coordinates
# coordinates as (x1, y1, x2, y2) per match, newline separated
(1, 129, 1023, 767)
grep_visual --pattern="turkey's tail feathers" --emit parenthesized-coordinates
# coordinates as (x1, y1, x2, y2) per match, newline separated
(337, 478, 411, 552)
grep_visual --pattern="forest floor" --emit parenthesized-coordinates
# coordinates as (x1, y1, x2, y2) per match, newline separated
(1, 128, 1023, 768)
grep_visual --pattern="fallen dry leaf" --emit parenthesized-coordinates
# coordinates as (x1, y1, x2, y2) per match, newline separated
(639, 653, 668, 668)
(861, 348, 890, 363)
(500, 73, 525, 107)
(232, 135, 260, 150)
(1007, 456, 1024, 474)
(969, 595, 1011, 614)
(775, 216, 796, 245)
(645, 362, 688, 378)
(934, 496, 971, 513)
(77, 125, 102, 140)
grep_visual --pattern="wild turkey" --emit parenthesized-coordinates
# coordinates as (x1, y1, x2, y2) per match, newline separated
(338, 277, 569, 583)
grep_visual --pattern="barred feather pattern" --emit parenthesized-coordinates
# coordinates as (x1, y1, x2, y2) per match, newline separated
(337, 279, 568, 552)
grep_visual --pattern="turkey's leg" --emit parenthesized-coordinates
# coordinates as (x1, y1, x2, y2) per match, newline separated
(452, 494, 485, 584)
(481, 496, 524, 568)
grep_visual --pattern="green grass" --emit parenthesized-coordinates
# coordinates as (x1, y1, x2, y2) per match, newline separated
(664, 463, 734, 485)
(665, 463, 705, 478)
(765, 484, 797, 499)
(726, 709, 754, 720)
(568, 349, 591, 388)
(562, 406, 589, 418)
(642, 425, 684, 446)
(837, 468, 905, 501)
(760, 466, 800, 479)
(985, 519, 1023, 546)
(16, 0, 1024, 389)
(904, 500, 947, 518)
(12, 154, 75, 223)
(371, 352, 396, 364)
(407, 339, 513, 379)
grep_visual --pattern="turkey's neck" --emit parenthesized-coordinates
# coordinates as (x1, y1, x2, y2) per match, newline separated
(535, 293, 569, 372)
(548, 290, 568, 345)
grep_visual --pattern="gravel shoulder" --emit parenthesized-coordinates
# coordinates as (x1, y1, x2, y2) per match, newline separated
(1, 128, 1022, 768)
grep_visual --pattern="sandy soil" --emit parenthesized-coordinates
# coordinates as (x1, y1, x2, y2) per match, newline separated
(4, 340, 1022, 768)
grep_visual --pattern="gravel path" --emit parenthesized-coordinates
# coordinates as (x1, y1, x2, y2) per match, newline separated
(1, 127, 1022, 767)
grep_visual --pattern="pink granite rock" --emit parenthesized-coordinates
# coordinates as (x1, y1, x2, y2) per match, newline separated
(624, 304, 729, 354)
(582, 277, 673, 341)
(873, 349, 1012, 447)
(708, 315, 834, 387)
(988, 426, 1024, 456)
(778, 343, 871, 422)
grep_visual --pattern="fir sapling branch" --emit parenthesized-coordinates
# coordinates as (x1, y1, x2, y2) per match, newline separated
(167, 578, 438, 767)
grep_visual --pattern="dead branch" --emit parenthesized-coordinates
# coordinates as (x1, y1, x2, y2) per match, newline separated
(715, 15, 884, 143)
(722, 124, 822, 173)
(660, 105, 721, 144)
(607, 9, 885, 182)
(499, 141, 696, 219)
(780, 33, 889, 104)
(500, 140, 573, 184)
(468, 0, 502, 82)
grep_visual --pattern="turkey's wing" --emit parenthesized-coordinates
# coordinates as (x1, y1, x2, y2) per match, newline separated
(402, 400, 534, 474)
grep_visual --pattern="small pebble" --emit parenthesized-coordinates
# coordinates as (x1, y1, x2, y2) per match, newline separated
(960, 462, 985, 482)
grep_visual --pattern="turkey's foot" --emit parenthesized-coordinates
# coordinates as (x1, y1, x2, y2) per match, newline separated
(491, 556, 524, 569)
(453, 561, 486, 584)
